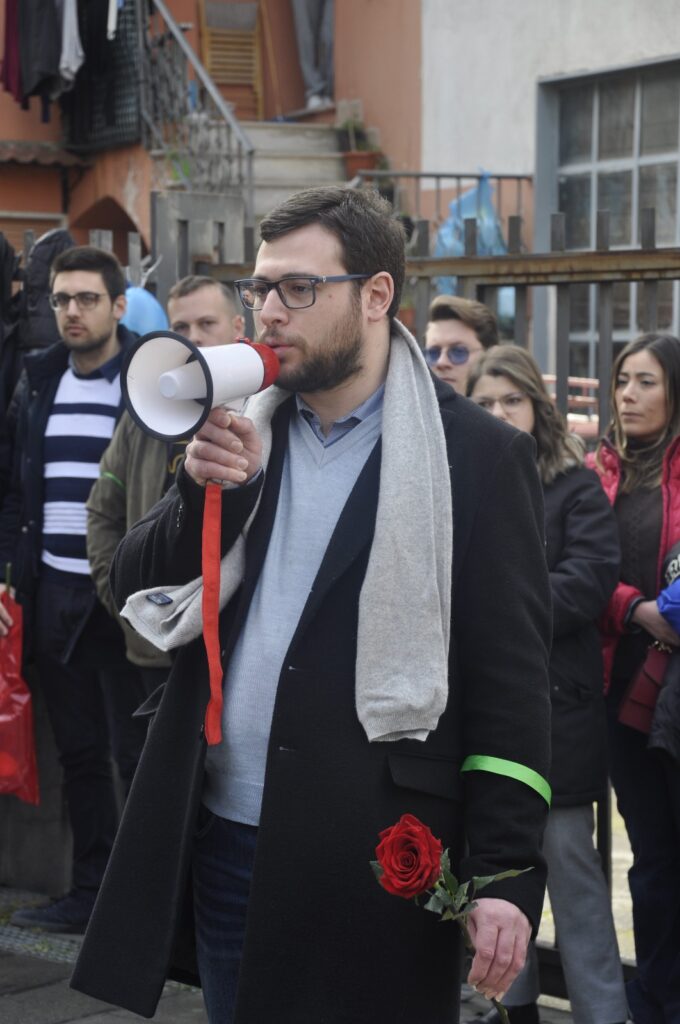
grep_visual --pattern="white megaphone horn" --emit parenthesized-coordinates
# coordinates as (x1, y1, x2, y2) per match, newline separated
(121, 331, 280, 441)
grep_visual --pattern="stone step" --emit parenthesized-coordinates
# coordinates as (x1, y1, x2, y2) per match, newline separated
(253, 151, 346, 183)
(240, 120, 341, 154)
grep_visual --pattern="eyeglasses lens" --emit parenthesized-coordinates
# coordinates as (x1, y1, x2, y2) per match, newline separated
(424, 345, 471, 366)
(50, 292, 101, 311)
(238, 279, 317, 311)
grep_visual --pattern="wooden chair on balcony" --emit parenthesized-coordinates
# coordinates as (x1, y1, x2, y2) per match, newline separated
(199, 1, 263, 120)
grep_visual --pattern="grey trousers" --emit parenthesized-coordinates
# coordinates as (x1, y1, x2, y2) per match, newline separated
(504, 804, 628, 1024)
(292, 0, 334, 100)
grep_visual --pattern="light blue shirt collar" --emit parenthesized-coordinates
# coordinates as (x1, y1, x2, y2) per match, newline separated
(295, 383, 385, 447)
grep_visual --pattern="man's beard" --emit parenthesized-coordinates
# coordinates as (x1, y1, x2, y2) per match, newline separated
(61, 327, 113, 355)
(269, 300, 364, 394)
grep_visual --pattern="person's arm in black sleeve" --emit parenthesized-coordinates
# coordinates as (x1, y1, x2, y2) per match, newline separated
(549, 466, 620, 638)
(110, 463, 263, 612)
(454, 429, 551, 991)
(111, 406, 265, 607)
(0, 370, 28, 581)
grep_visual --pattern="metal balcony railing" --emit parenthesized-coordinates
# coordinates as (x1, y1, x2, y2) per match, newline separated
(353, 169, 533, 250)
(138, 0, 255, 244)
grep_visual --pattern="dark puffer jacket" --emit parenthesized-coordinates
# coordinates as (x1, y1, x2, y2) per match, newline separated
(544, 465, 620, 804)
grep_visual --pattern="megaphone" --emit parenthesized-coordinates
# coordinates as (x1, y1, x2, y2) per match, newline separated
(121, 331, 280, 441)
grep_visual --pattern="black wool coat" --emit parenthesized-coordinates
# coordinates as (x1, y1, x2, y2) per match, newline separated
(71, 381, 552, 1024)
(543, 466, 620, 805)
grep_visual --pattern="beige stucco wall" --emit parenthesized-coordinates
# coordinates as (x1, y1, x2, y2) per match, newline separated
(335, 0, 422, 174)
(422, 0, 680, 174)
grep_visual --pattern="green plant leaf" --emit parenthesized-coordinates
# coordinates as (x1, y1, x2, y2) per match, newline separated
(440, 848, 451, 875)
(441, 908, 469, 923)
(442, 866, 459, 895)
(470, 867, 532, 895)
(453, 880, 471, 911)
(423, 891, 448, 915)
(370, 860, 384, 882)
(434, 882, 455, 907)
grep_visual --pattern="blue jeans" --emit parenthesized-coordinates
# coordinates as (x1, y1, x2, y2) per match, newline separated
(192, 808, 258, 1024)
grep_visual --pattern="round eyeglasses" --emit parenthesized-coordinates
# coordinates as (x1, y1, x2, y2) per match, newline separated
(49, 291, 107, 311)
(423, 343, 481, 367)
(235, 275, 370, 311)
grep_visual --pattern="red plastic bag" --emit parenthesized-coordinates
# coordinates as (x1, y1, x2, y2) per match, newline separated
(0, 590, 39, 804)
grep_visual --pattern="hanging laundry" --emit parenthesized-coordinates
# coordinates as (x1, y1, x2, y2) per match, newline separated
(17, 0, 62, 119)
(106, 0, 124, 40)
(1, 0, 22, 104)
(55, 0, 85, 93)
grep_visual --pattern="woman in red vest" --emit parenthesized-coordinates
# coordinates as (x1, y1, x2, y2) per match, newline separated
(589, 332, 680, 1024)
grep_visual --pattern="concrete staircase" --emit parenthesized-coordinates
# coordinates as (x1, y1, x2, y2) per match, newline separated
(240, 120, 347, 221)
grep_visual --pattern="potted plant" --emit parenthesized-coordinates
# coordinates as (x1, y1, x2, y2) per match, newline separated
(338, 118, 381, 179)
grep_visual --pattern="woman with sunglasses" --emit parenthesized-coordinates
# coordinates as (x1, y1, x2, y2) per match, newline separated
(588, 332, 680, 1023)
(467, 345, 627, 1024)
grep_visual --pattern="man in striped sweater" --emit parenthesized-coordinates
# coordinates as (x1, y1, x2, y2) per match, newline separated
(0, 246, 144, 933)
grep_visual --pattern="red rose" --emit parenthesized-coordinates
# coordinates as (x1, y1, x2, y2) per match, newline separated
(375, 813, 443, 899)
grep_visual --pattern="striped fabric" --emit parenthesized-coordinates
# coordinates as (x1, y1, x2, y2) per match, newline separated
(41, 367, 121, 579)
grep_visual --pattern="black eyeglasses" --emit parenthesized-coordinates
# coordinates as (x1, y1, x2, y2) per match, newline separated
(49, 291, 107, 311)
(234, 275, 370, 311)
(423, 343, 481, 367)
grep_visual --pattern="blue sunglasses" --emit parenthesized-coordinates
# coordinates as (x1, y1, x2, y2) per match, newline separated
(424, 344, 475, 367)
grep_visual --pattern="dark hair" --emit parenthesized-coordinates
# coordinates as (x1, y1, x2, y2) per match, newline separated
(50, 245, 126, 301)
(428, 294, 499, 349)
(167, 275, 238, 311)
(467, 344, 583, 484)
(602, 332, 680, 492)
(258, 185, 405, 319)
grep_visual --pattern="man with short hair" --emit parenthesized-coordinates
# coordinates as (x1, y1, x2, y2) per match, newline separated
(425, 294, 499, 394)
(166, 275, 246, 347)
(72, 187, 551, 1023)
(86, 275, 245, 689)
(0, 246, 143, 933)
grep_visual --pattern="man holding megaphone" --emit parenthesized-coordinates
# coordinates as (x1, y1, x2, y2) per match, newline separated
(73, 187, 552, 1024)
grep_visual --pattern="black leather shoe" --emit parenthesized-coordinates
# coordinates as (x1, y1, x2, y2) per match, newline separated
(9, 890, 95, 934)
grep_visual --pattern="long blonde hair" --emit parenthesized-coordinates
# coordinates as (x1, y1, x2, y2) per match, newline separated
(601, 333, 680, 492)
(466, 345, 583, 485)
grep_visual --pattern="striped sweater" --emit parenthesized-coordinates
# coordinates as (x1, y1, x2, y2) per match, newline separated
(41, 356, 122, 582)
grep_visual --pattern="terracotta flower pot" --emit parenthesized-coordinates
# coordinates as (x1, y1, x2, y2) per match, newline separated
(343, 149, 380, 179)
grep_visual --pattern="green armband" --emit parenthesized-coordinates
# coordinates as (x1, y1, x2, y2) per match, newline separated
(461, 754, 551, 806)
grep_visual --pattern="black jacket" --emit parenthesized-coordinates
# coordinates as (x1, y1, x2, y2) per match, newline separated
(544, 465, 620, 805)
(72, 382, 552, 1023)
(0, 325, 137, 632)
